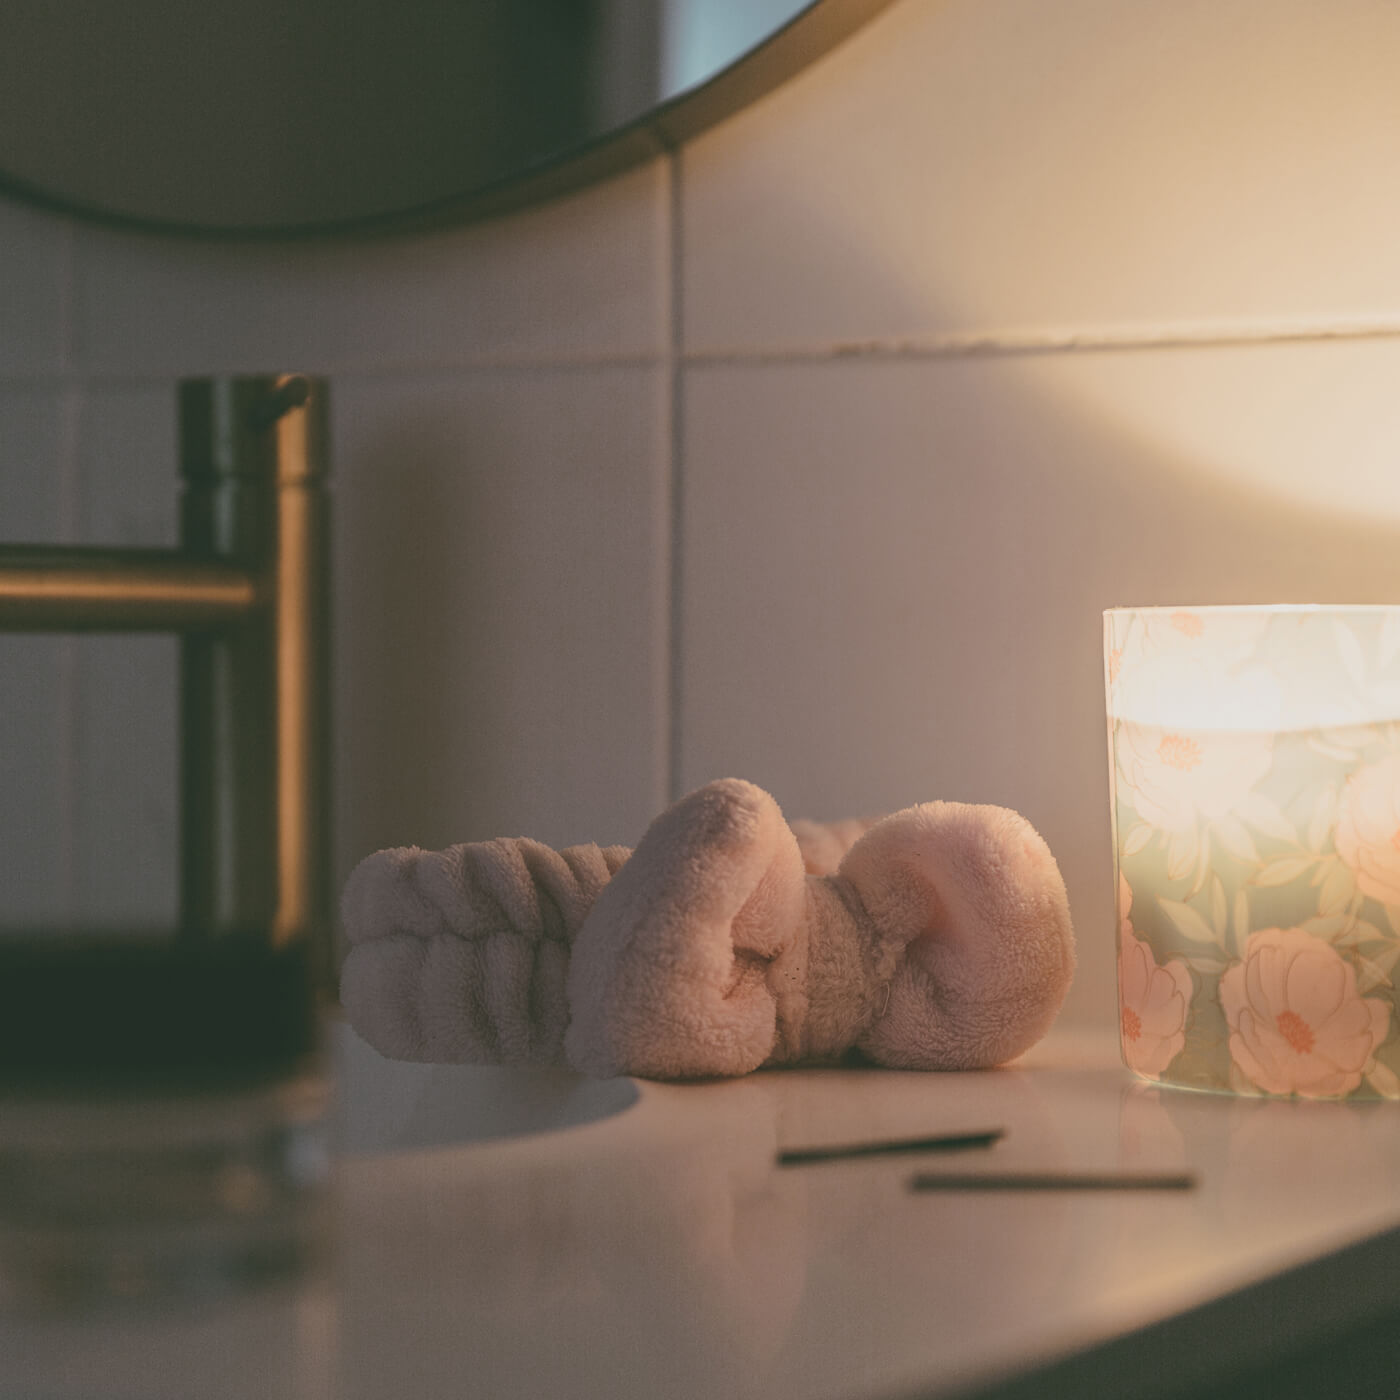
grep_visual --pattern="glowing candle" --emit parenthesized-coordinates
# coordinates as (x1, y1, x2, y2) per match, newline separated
(1105, 605, 1400, 1099)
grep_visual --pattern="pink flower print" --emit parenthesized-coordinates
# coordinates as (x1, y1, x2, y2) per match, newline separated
(1171, 611, 1204, 639)
(1220, 928, 1389, 1097)
(1118, 912, 1193, 1079)
(1117, 720, 1272, 833)
(1334, 754, 1400, 907)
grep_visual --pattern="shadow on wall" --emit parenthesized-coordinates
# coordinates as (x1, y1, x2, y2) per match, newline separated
(332, 368, 664, 881)
(663, 0, 1400, 1036)
(323, 269, 1400, 1039)
(326, 322, 1400, 1039)
(678, 315, 1400, 1031)
(335, 410, 462, 861)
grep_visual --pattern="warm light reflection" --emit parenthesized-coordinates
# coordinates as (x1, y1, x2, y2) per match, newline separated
(1107, 605, 1400, 1099)
(1038, 341, 1400, 524)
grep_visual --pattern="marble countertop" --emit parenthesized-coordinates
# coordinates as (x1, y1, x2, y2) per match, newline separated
(12, 1023, 1400, 1400)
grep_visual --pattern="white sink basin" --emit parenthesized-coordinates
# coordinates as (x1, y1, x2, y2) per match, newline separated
(331, 1019, 639, 1154)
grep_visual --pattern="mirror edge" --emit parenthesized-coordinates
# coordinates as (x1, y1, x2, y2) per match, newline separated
(0, 0, 900, 241)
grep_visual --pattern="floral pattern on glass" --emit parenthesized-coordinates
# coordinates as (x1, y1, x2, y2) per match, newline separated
(1106, 606, 1400, 1099)
(1335, 754, 1400, 908)
(1118, 878, 1193, 1079)
(1220, 928, 1389, 1097)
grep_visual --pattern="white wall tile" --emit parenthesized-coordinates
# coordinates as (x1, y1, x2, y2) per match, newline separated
(0, 388, 71, 927)
(69, 635, 177, 930)
(0, 388, 68, 538)
(11, 364, 674, 930)
(74, 159, 669, 377)
(0, 198, 70, 373)
(334, 367, 669, 887)
(678, 341, 1400, 1029)
(78, 385, 178, 545)
(683, 0, 1400, 350)
(0, 631, 72, 929)
(70, 388, 181, 928)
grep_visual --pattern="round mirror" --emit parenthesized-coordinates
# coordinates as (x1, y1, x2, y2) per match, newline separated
(0, 0, 894, 237)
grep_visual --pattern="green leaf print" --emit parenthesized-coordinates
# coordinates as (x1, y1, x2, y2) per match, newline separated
(1253, 855, 1319, 888)
(1157, 897, 1222, 950)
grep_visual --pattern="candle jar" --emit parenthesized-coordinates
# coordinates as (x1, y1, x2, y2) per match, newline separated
(1105, 605, 1400, 1099)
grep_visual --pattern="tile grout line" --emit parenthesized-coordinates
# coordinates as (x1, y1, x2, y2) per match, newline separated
(0, 354, 669, 391)
(683, 317, 1400, 366)
(56, 219, 77, 378)
(9, 314, 1400, 391)
(665, 148, 686, 806)
(55, 217, 82, 917)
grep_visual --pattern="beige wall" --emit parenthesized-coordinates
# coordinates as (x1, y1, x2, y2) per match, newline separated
(4, 0, 1400, 1031)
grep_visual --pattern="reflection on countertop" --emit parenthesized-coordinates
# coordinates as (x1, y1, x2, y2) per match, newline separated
(6, 1025, 1400, 1400)
(333, 1018, 640, 1154)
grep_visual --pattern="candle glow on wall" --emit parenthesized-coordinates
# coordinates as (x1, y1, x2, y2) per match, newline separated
(1105, 605, 1400, 1098)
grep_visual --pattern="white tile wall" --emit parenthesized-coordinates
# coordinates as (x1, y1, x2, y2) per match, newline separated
(48, 389, 182, 930)
(0, 202, 70, 374)
(75, 161, 669, 375)
(677, 347, 1400, 1025)
(334, 368, 669, 863)
(676, 0, 1400, 1029)
(0, 388, 73, 925)
(69, 634, 179, 929)
(78, 386, 178, 546)
(3, 164, 671, 933)
(683, 0, 1400, 348)
(6, 0, 1400, 1036)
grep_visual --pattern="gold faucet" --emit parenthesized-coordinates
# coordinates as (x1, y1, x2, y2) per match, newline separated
(0, 375, 333, 992)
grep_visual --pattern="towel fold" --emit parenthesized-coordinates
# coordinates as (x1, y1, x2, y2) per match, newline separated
(340, 780, 1075, 1079)
(340, 838, 628, 1066)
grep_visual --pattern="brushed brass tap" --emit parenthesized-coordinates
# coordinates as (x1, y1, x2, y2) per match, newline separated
(0, 375, 333, 992)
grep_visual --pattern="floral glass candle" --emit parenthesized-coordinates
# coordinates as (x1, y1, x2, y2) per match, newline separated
(1105, 605, 1400, 1099)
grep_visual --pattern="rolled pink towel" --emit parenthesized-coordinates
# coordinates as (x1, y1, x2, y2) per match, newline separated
(341, 780, 1076, 1079)
(340, 838, 628, 1067)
